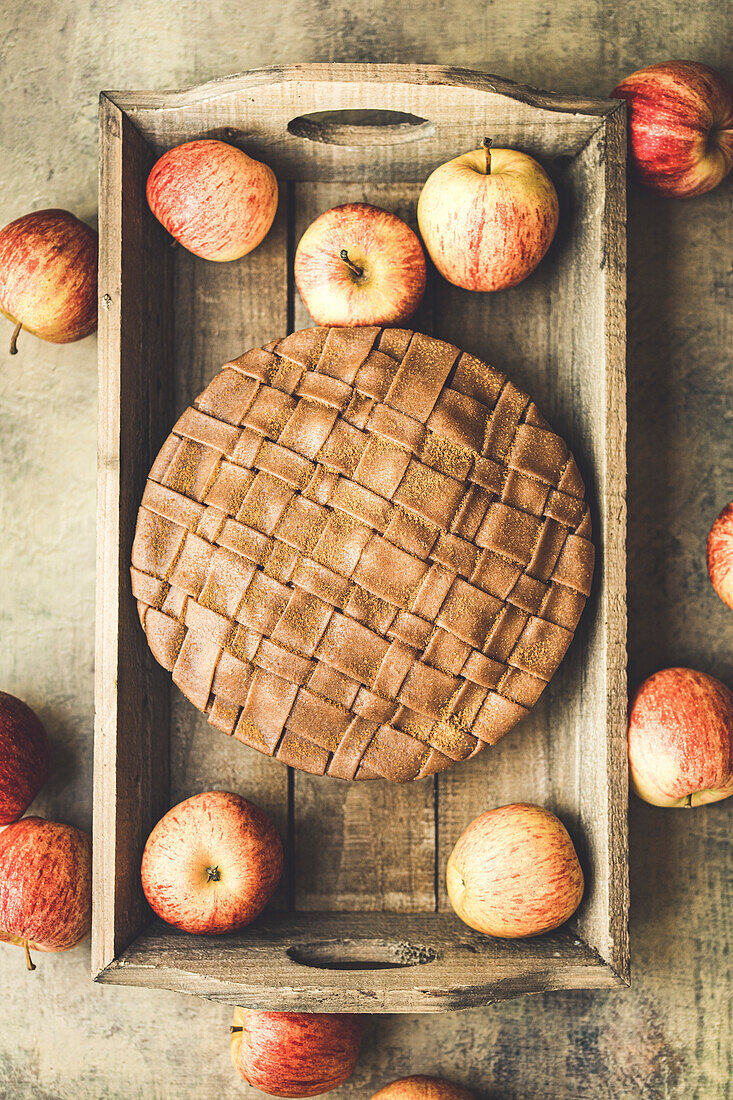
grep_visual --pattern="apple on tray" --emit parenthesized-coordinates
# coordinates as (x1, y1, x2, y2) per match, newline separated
(417, 138, 559, 292)
(294, 202, 426, 325)
(446, 803, 584, 938)
(0, 691, 50, 825)
(230, 1008, 363, 1097)
(0, 817, 91, 971)
(146, 138, 278, 260)
(0, 209, 98, 355)
(141, 790, 283, 934)
(707, 501, 733, 610)
(628, 667, 733, 807)
(612, 61, 733, 197)
(370, 1076, 476, 1100)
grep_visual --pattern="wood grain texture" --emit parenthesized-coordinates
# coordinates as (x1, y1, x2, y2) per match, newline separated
(168, 201, 292, 906)
(291, 181, 436, 913)
(107, 64, 618, 114)
(95, 66, 627, 1002)
(95, 914, 622, 1011)
(433, 109, 628, 985)
(565, 108, 628, 980)
(103, 64, 620, 180)
(436, 108, 629, 980)
(2, 3, 731, 1096)
(432, 169, 581, 916)
(93, 95, 174, 974)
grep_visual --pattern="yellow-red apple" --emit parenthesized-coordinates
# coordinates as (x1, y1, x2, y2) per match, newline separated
(370, 1076, 476, 1100)
(628, 667, 733, 807)
(141, 790, 282, 934)
(0, 817, 91, 970)
(612, 61, 733, 197)
(446, 803, 584, 937)
(417, 141, 559, 292)
(707, 501, 733, 611)
(294, 202, 426, 325)
(0, 209, 97, 354)
(230, 1008, 363, 1096)
(0, 692, 50, 825)
(146, 139, 278, 260)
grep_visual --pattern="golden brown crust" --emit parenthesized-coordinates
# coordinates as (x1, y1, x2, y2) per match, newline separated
(131, 326, 593, 782)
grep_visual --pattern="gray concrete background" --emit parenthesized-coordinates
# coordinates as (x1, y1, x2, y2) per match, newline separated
(1, 1, 731, 1097)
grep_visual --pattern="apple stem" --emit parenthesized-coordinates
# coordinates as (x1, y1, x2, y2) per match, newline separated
(9, 321, 22, 355)
(230, 1026, 243, 1034)
(206, 865, 221, 882)
(339, 249, 364, 278)
(23, 941, 36, 971)
(483, 137, 493, 175)
(684, 794, 693, 808)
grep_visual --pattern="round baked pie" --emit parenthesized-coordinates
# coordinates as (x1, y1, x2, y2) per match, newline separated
(131, 326, 594, 782)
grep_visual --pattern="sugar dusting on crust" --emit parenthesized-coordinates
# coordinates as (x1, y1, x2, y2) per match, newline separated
(132, 325, 593, 781)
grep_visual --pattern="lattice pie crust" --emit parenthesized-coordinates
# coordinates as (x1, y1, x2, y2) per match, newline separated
(131, 327, 594, 782)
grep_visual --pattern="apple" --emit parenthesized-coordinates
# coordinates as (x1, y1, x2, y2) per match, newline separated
(0, 816, 91, 970)
(628, 667, 733, 807)
(707, 501, 733, 611)
(0, 692, 50, 825)
(611, 61, 733, 197)
(370, 1076, 476, 1100)
(146, 139, 278, 261)
(446, 803, 584, 938)
(141, 790, 283, 934)
(417, 139, 559, 292)
(0, 209, 98, 354)
(294, 202, 426, 325)
(230, 1009, 363, 1097)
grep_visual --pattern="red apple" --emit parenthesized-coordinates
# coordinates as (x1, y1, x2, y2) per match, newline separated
(417, 140, 559, 292)
(0, 692, 50, 824)
(294, 202, 426, 325)
(0, 816, 91, 970)
(146, 139, 278, 261)
(446, 803, 584, 938)
(611, 61, 733, 197)
(628, 667, 733, 807)
(370, 1076, 476, 1100)
(230, 1009, 363, 1097)
(141, 790, 283, 934)
(0, 209, 97, 354)
(707, 501, 733, 611)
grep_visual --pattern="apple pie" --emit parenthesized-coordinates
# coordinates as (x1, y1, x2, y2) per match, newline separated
(131, 326, 594, 782)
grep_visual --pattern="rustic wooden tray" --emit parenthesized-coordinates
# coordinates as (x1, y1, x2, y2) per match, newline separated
(94, 63, 628, 1011)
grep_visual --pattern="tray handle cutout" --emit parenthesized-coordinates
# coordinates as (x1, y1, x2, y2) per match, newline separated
(287, 109, 435, 147)
(287, 939, 438, 971)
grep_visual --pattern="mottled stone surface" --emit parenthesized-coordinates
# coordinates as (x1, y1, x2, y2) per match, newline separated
(0, 2, 731, 1097)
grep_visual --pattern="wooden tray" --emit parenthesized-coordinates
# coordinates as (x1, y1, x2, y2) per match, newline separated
(94, 63, 628, 1011)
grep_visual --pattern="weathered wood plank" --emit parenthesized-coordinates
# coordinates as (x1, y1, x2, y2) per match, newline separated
(168, 202, 292, 905)
(95, 65, 627, 1006)
(291, 181, 436, 912)
(108, 64, 618, 115)
(432, 170, 574, 912)
(562, 107, 628, 980)
(104, 64, 618, 178)
(93, 95, 174, 974)
(0, 0, 726, 1091)
(435, 109, 629, 985)
(95, 914, 622, 1011)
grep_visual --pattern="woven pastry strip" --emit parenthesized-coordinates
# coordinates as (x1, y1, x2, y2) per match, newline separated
(132, 326, 593, 782)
